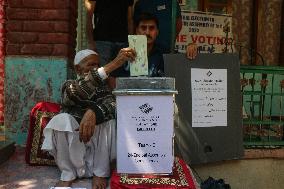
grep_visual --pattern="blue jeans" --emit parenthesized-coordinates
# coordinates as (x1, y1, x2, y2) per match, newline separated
(95, 41, 129, 77)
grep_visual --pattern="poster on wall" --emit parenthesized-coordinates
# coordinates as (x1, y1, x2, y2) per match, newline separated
(116, 95, 174, 174)
(175, 11, 234, 54)
(191, 68, 227, 127)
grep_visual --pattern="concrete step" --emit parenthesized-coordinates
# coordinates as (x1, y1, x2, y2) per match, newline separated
(0, 140, 15, 165)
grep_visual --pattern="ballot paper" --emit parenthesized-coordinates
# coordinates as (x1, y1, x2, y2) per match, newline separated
(128, 35, 148, 76)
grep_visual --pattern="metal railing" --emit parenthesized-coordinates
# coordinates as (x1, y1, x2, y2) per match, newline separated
(240, 66, 284, 148)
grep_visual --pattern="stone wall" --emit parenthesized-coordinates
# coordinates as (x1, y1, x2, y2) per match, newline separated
(4, 0, 77, 145)
(5, 0, 77, 59)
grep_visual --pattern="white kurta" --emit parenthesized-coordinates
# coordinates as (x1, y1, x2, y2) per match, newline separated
(42, 113, 116, 181)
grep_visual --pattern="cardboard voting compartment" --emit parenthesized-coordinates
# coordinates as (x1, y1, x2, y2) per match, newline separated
(164, 53, 244, 165)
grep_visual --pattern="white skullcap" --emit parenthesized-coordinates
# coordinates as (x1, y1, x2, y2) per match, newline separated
(74, 49, 98, 65)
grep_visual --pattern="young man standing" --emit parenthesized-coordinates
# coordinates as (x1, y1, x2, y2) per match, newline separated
(135, 12, 165, 77)
(134, 0, 182, 54)
(85, 0, 134, 87)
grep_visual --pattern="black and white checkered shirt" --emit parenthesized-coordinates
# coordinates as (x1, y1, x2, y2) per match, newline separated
(60, 69, 115, 124)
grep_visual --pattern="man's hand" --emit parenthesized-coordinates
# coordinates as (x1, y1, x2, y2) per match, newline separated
(186, 43, 197, 60)
(103, 47, 136, 75)
(79, 109, 96, 143)
(114, 47, 136, 66)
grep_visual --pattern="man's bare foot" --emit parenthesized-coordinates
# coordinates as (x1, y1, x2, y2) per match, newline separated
(92, 176, 107, 189)
(55, 180, 74, 187)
